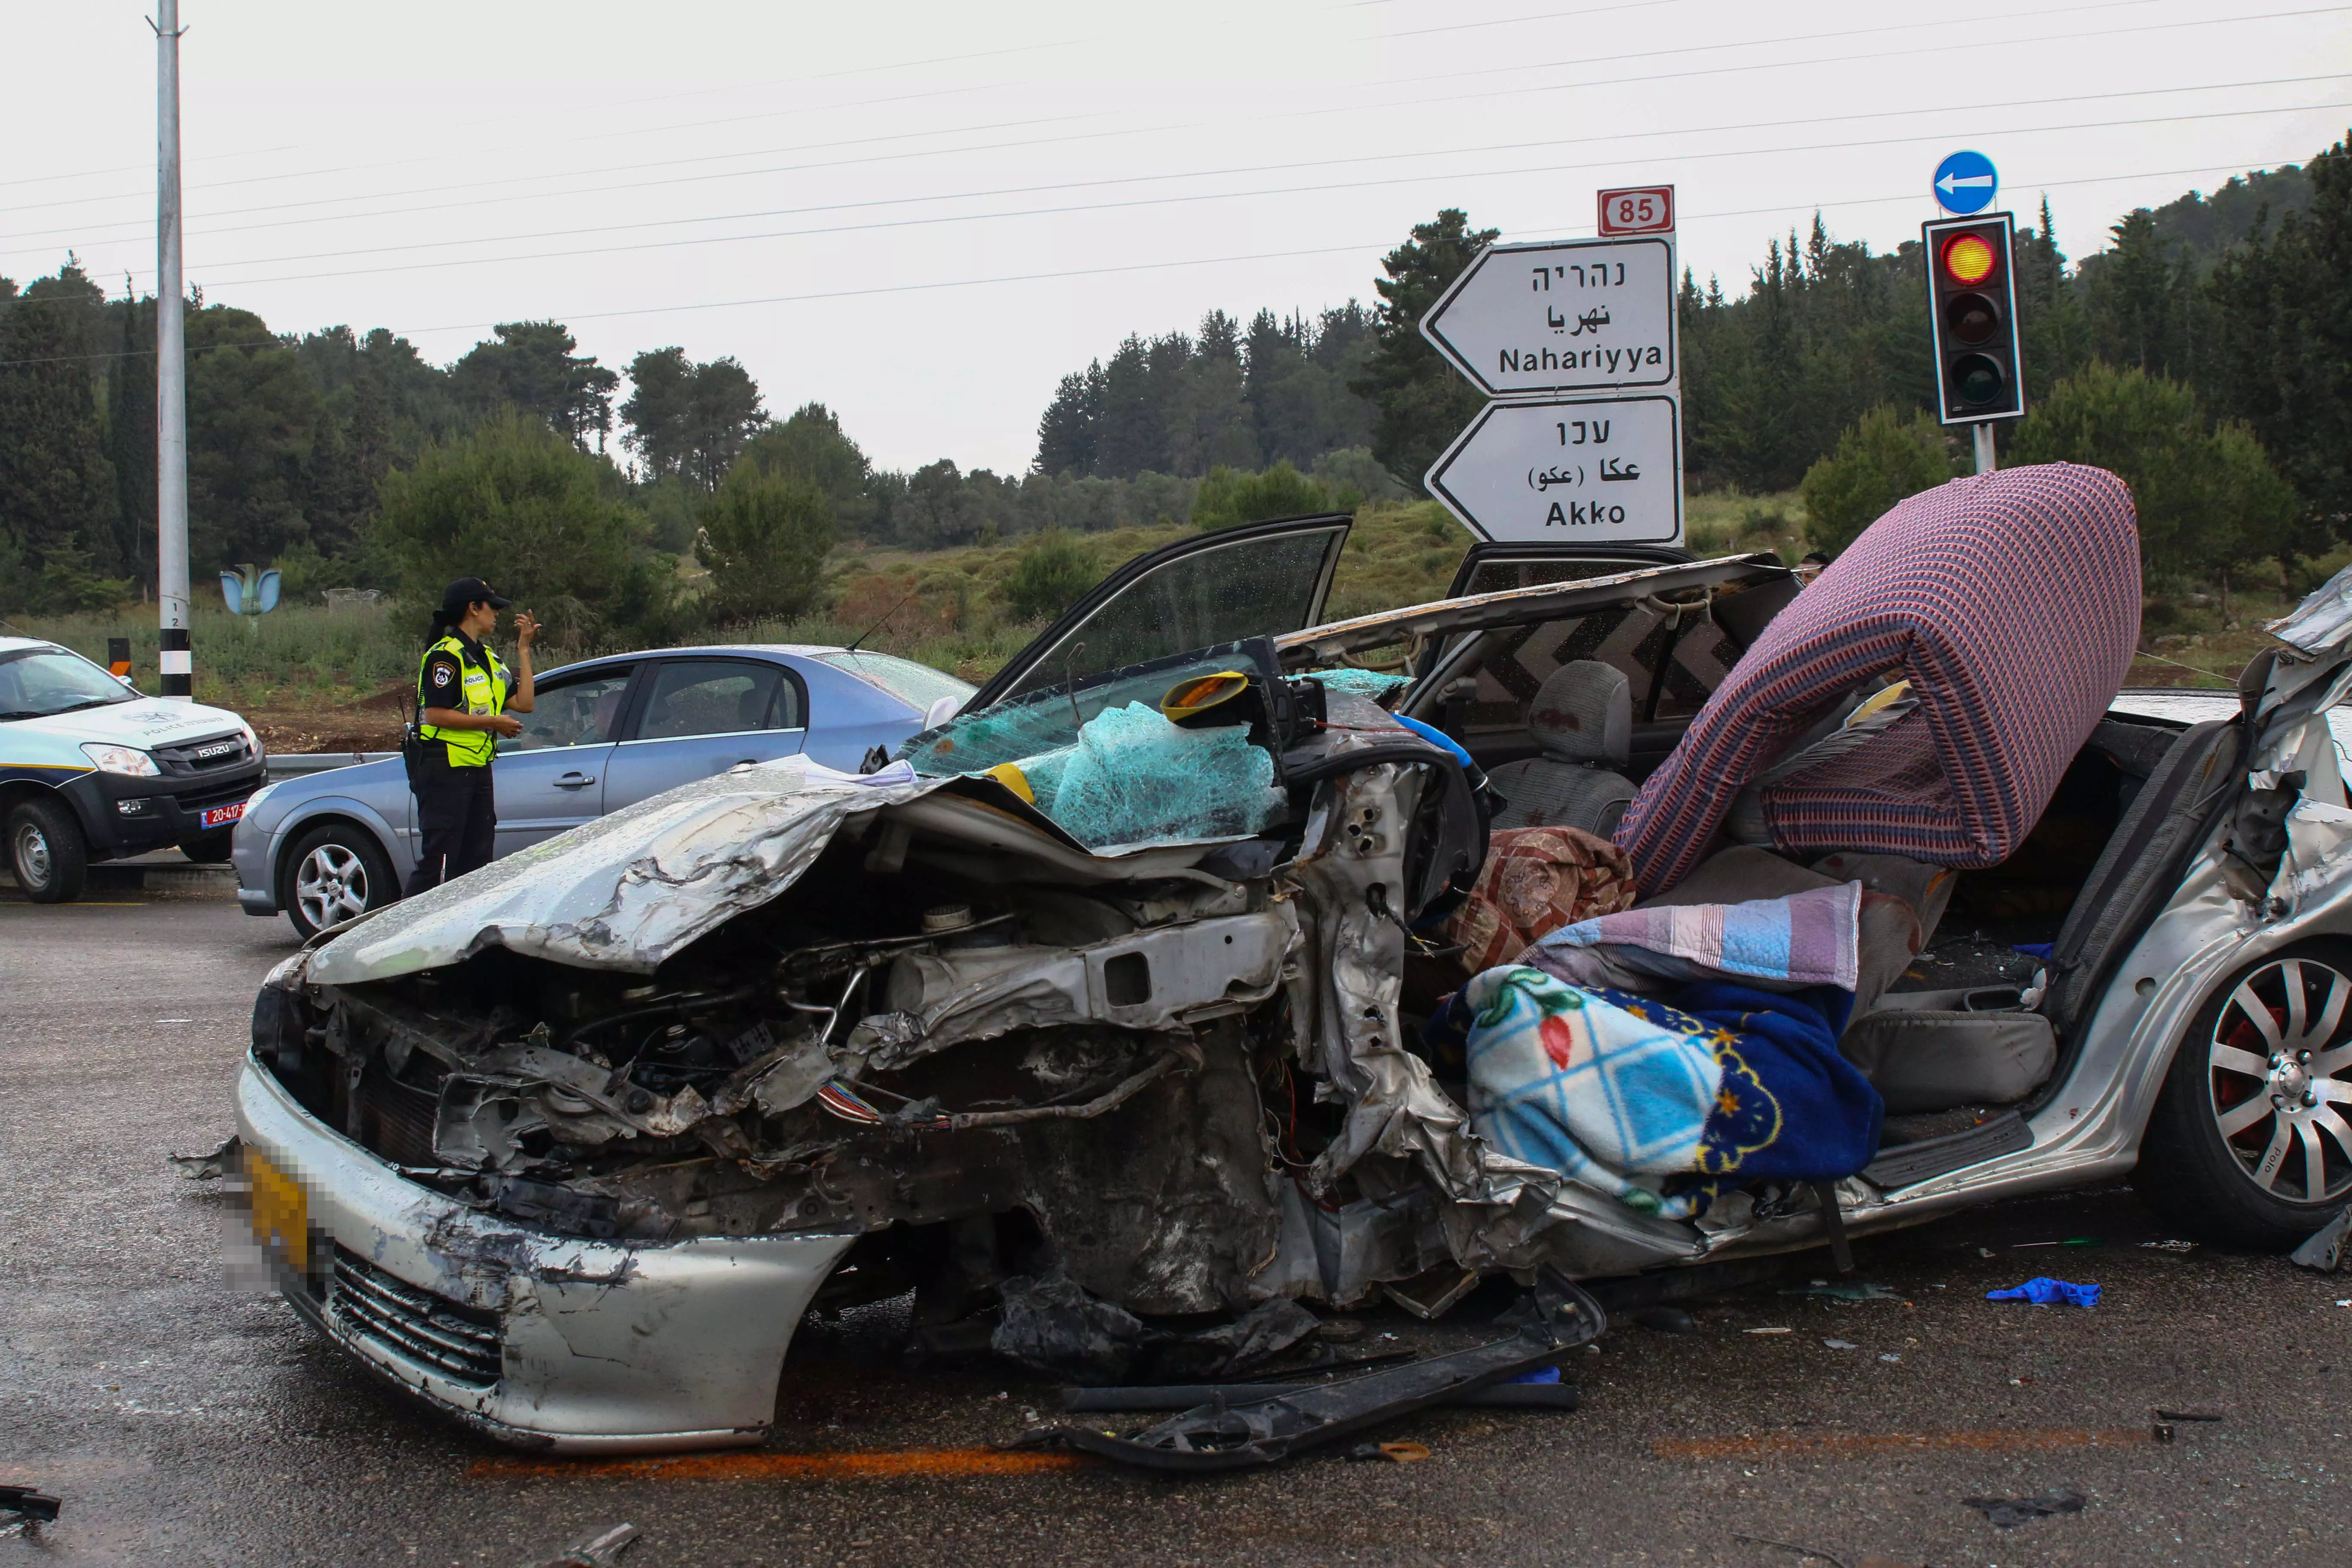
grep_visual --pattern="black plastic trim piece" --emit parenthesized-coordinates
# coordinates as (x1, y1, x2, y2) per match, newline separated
(1861, 1109, 2032, 1190)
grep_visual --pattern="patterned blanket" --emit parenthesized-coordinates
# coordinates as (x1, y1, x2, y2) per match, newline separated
(1447, 968, 1882, 1219)
(1522, 881, 1861, 992)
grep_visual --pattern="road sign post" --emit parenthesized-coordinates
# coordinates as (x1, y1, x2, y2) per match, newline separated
(1421, 187, 1685, 544)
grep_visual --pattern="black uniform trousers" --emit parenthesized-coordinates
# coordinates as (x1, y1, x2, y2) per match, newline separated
(405, 747, 497, 896)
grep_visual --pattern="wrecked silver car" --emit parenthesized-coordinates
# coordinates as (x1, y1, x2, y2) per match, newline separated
(236, 481, 2352, 1454)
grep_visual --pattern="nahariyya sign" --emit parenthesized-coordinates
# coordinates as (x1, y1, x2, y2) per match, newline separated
(1418, 236, 1676, 398)
(1425, 395, 1683, 545)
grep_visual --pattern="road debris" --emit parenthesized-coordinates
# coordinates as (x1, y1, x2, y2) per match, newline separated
(1962, 1487, 2086, 1528)
(2138, 1239, 2198, 1253)
(1986, 1277, 2100, 1307)
(1877, 1353, 1901, 1363)
(1781, 1281, 1903, 1302)
(1061, 1380, 1579, 1412)
(1745, 1326, 1793, 1335)
(1730, 1531, 1852, 1567)
(2289, 1207, 2350, 1271)
(1008, 1270, 1604, 1471)
(1348, 1441, 1430, 1462)
(165, 1134, 239, 1179)
(527, 1523, 638, 1568)
(1823, 1338, 1859, 1350)
(1631, 1305, 1697, 1334)
(991, 1274, 1318, 1384)
(0, 1487, 61, 1532)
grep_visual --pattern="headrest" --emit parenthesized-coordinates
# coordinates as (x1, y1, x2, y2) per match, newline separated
(1528, 660, 1630, 767)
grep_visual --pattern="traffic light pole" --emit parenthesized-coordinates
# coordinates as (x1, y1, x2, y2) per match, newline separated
(153, 0, 190, 700)
(1973, 424, 1996, 475)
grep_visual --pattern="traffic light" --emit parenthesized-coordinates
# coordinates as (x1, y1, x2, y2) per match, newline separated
(1923, 211, 2023, 424)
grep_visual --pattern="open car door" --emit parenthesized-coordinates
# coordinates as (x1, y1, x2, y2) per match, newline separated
(964, 514, 1351, 710)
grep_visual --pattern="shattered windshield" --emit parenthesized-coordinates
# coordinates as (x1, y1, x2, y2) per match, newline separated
(0, 647, 136, 721)
(900, 640, 1280, 778)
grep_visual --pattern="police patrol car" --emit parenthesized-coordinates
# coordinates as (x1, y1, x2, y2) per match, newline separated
(0, 636, 264, 902)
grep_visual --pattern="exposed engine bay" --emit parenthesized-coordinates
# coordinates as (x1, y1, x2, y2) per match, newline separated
(251, 660, 1565, 1323)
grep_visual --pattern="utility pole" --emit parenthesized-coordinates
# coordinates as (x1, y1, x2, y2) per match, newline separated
(153, 0, 190, 699)
(1974, 423, 1997, 475)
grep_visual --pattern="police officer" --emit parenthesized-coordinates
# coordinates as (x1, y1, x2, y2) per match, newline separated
(406, 578, 537, 895)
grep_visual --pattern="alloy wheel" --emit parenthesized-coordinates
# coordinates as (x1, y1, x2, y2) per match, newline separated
(295, 843, 372, 930)
(2208, 956, 2352, 1204)
(13, 821, 52, 889)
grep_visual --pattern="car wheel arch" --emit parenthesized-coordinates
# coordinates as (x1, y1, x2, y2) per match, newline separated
(273, 808, 401, 906)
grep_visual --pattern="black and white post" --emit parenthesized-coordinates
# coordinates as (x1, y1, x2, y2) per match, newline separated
(153, 0, 191, 699)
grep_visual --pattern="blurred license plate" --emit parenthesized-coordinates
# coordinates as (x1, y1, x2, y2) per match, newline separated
(200, 800, 246, 830)
(247, 1145, 309, 1271)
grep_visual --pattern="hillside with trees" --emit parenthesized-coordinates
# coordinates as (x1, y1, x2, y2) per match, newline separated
(0, 138, 2343, 680)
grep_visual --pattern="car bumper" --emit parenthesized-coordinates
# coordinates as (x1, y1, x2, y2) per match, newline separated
(234, 1053, 856, 1452)
(64, 760, 263, 859)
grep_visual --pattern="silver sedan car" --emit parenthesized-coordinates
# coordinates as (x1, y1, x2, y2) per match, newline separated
(234, 645, 972, 937)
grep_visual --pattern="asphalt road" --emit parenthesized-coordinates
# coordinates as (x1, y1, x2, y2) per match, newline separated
(3, 883, 2347, 1568)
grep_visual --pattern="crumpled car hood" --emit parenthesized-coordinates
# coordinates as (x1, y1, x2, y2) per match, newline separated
(306, 756, 1220, 986)
(308, 759, 949, 985)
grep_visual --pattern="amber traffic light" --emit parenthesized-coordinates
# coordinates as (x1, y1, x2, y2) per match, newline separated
(1923, 212, 2023, 424)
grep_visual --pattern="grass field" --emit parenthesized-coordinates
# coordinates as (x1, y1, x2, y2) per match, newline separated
(4, 490, 2328, 750)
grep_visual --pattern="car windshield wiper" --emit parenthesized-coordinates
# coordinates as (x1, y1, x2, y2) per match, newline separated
(46, 696, 134, 716)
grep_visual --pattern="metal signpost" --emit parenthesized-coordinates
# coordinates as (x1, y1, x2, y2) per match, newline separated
(1418, 187, 1684, 544)
(153, 0, 191, 699)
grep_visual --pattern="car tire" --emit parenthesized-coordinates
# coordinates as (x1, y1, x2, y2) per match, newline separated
(6, 796, 89, 904)
(281, 822, 396, 940)
(2138, 938, 2352, 1250)
(178, 829, 234, 864)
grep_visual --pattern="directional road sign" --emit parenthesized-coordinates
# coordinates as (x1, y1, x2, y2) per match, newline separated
(1933, 150, 1999, 216)
(1419, 237, 1676, 399)
(1425, 395, 1682, 545)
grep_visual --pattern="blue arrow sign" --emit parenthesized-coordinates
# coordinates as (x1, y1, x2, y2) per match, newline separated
(1933, 150, 1999, 216)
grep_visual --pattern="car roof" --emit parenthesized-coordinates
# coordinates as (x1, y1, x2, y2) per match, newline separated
(1275, 553, 1789, 666)
(0, 636, 61, 655)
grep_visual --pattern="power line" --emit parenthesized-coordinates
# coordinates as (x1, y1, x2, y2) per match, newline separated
(151, 99, 2352, 294)
(0, 34, 1100, 193)
(18, 74, 2321, 279)
(0, 150, 2305, 367)
(5, 0, 2321, 245)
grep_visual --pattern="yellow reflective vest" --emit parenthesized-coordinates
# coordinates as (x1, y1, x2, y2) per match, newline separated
(417, 634, 509, 768)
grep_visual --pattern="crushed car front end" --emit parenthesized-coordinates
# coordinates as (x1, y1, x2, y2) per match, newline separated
(236, 1035, 851, 1451)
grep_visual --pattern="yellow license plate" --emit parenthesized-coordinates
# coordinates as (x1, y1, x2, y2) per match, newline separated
(247, 1144, 309, 1270)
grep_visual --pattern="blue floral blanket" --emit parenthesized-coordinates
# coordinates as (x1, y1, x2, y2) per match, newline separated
(1437, 968, 1883, 1219)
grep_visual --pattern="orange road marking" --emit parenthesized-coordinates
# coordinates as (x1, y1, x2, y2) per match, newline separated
(1654, 1426, 2155, 1461)
(469, 1446, 1087, 1482)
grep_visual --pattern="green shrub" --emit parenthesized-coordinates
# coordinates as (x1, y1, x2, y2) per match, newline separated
(2009, 362, 2299, 589)
(375, 410, 645, 645)
(1797, 407, 1964, 555)
(696, 463, 835, 623)
(1191, 461, 1335, 531)
(1001, 529, 1097, 621)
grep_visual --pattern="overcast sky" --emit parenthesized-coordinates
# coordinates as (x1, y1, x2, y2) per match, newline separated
(2, 0, 2345, 472)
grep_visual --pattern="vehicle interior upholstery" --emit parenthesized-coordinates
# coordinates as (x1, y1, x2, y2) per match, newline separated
(1401, 588, 2204, 1154)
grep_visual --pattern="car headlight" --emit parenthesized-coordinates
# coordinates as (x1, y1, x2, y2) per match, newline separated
(241, 781, 280, 816)
(236, 718, 262, 757)
(81, 742, 160, 777)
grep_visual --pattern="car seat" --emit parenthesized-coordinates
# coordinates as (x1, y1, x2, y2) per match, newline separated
(1487, 661, 1638, 838)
